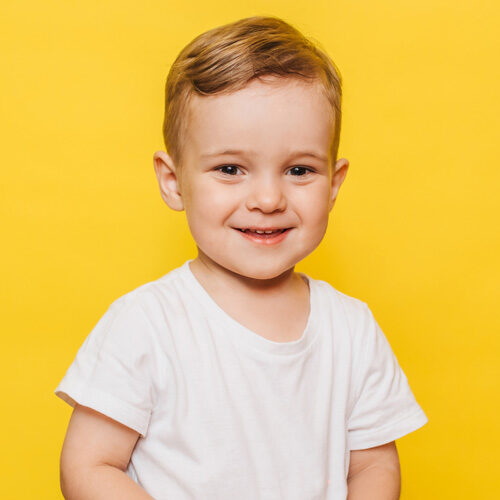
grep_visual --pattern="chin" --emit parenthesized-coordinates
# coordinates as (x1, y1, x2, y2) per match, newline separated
(241, 270, 280, 280)
(231, 261, 294, 281)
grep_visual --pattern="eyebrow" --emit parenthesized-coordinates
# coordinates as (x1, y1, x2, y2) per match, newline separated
(200, 149, 328, 162)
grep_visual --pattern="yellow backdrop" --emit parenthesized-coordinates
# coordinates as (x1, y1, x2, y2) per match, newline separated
(2, 0, 498, 498)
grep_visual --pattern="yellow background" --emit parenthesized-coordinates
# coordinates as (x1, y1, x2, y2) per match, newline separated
(2, 0, 498, 498)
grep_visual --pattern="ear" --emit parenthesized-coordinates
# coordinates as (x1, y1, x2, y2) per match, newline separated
(153, 151, 184, 211)
(329, 157, 349, 212)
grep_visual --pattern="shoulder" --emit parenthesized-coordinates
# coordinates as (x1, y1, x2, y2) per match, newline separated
(311, 277, 372, 327)
(90, 264, 188, 344)
(307, 276, 381, 351)
(107, 265, 186, 317)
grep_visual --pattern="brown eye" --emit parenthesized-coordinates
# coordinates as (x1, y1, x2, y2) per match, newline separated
(288, 166, 313, 176)
(216, 165, 242, 176)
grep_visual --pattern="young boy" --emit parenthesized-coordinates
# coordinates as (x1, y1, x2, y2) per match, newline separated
(55, 16, 427, 500)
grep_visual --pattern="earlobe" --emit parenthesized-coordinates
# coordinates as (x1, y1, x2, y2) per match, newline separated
(329, 158, 349, 212)
(153, 151, 184, 211)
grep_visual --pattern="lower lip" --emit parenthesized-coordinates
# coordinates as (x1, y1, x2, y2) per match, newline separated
(235, 228, 292, 245)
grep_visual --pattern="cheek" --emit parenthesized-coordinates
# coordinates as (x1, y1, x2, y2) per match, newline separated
(295, 183, 331, 222)
(185, 181, 239, 225)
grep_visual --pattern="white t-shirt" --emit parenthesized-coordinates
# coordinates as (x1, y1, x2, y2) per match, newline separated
(55, 259, 428, 500)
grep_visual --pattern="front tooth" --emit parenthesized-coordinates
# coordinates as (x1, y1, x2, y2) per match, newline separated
(255, 230, 264, 234)
(264, 230, 273, 234)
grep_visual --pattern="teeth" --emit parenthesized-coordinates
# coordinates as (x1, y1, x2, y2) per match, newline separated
(239, 228, 286, 234)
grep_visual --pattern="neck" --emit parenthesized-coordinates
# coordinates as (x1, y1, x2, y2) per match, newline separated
(189, 250, 301, 298)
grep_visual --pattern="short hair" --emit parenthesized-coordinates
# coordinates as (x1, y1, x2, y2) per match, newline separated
(162, 16, 343, 168)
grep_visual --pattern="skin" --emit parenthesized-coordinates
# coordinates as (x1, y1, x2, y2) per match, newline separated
(153, 75, 349, 341)
(347, 441, 401, 499)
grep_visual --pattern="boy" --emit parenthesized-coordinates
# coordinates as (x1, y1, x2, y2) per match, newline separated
(55, 15, 427, 500)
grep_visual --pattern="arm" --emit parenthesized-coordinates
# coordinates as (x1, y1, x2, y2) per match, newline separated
(60, 403, 154, 500)
(347, 441, 401, 500)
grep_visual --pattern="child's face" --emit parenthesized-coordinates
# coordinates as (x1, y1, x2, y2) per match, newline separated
(154, 76, 348, 280)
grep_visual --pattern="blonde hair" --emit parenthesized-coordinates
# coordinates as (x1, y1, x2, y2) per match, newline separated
(162, 16, 343, 168)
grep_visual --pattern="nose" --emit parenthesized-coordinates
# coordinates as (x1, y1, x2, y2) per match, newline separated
(245, 174, 287, 213)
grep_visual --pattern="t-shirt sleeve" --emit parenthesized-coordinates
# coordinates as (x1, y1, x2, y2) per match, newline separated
(54, 295, 156, 438)
(347, 303, 428, 450)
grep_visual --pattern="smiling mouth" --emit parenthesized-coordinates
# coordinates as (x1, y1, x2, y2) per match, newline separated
(232, 227, 293, 244)
(234, 228, 291, 234)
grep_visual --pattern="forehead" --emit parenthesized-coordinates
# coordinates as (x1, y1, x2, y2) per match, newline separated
(184, 77, 334, 162)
